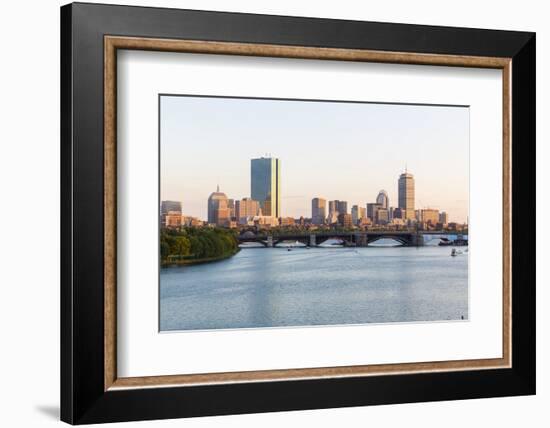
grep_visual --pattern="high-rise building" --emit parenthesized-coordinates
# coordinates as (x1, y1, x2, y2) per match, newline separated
(161, 200, 182, 227)
(351, 205, 366, 225)
(376, 208, 390, 225)
(161, 200, 182, 215)
(251, 157, 281, 218)
(328, 200, 348, 218)
(311, 198, 327, 225)
(439, 211, 449, 225)
(207, 185, 230, 226)
(398, 171, 415, 220)
(336, 200, 348, 215)
(376, 190, 389, 209)
(367, 202, 382, 222)
(351, 205, 358, 224)
(235, 197, 260, 222)
(326, 200, 337, 223)
(160, 201, 181, 214)
(227, 199, 235, 219)
(328, 200, 337, 216)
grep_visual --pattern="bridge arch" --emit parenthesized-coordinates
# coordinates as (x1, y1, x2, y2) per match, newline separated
(238, 238, 268, 247)
(273, 237, 309, 247)
(315, 236, 354, 246)
(367, 235, 411, 246)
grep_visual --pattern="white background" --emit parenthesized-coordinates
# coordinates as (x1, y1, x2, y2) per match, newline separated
(118, 51, 503, 377)
(0, 0, 547, 427)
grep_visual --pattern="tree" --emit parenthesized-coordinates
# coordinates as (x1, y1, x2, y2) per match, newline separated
(160, 226, 239, 263)
(160, 241, 170, 259)
(174, 236, 191, 256)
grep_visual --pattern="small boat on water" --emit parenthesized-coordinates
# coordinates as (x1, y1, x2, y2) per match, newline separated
(451, 248, 464, 257)
(439, 238, 453, 246)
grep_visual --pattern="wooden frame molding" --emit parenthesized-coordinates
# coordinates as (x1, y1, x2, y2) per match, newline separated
(104, 35, 512, 391)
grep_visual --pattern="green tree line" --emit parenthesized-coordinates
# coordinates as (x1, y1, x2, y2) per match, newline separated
(161, 227, 239, 263)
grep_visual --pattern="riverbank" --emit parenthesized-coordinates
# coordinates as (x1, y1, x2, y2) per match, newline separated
(161, 248, 240, 267)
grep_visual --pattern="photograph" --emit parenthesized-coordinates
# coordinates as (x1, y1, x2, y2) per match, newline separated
(159, 94, 470, 332)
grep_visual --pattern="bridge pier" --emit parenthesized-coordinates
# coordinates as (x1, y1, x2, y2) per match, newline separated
(411, 233, 424, 247)
(267, 235, 274, 247)
(354, 233, 368, 247)
(309, 234, 316, 247)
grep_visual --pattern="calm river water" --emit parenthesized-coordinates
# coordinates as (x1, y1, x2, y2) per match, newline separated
(160, 242, 468, 331)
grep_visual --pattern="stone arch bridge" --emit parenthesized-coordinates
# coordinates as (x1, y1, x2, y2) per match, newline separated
(237, 231, 435, 247)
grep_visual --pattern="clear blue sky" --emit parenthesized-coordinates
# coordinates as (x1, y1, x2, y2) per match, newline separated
(160, 95, 469, 223)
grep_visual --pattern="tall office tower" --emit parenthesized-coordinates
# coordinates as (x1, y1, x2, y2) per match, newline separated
(351, 205, 365, 225)
(207, 185, 230, 225)
(376, 190, 389, 209)
(336, 200, 348, 215)
(439, 211, 449, 225)
(359, 207, 366, 221)
(160, 200, 182, 215)
(251, 157, 281, 218)
(328, 200, 348, 216)
(311, 198, 327, 225)
(328, 200, 337, 216)
(327, 200, 338, 224)
(398, 170, 415, 220)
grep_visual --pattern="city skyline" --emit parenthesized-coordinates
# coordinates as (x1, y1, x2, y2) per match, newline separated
(164, 163, 459, 229)
(161, 95, 469, 223)
(162, 165, 462, 225)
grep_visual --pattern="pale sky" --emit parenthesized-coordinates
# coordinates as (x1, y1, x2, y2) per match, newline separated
(160, 95, 469, 223)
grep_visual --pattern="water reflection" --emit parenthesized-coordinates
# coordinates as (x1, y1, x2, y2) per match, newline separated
(160, 245, 468, 331)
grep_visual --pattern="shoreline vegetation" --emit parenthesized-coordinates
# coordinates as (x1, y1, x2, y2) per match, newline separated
(161, 227, 240, 267)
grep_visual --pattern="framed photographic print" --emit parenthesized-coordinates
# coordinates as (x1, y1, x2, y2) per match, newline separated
(60, 2, 536, 424)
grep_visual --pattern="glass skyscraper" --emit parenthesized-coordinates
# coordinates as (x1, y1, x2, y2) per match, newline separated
(251, 157, 281, 218)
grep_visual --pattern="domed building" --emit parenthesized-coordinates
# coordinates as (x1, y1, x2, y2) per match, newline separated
(376, 189, 389, 209)
(207, 185, 230, 226)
